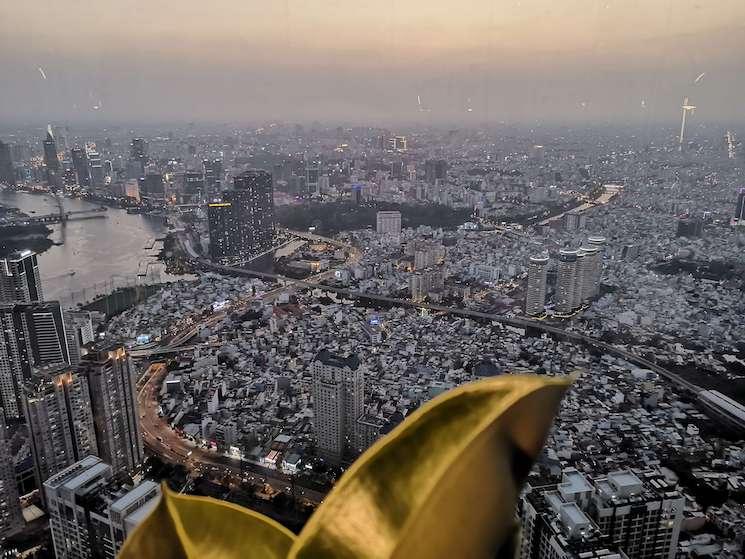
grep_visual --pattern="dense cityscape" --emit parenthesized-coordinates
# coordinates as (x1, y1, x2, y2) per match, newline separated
(0, 119, 743, 558)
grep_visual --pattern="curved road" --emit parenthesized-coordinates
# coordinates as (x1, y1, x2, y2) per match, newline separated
(137, 362, 327, 503)
(135, 228, 700, 498)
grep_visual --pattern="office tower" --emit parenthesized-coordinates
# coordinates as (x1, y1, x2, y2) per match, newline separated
(0, 301, 77, 420)
(87, 149, 103, 188)
(51, 126, 69, 153)
(79, 346, 143, 473)
(203, 158, 223, 194)
(311, 350, 364, 462)
(519, 470, 628, 559)
(45, 456, 161, 559)
(128, 138, 148, 179)
(0, 250, 43, 303)
(23, 366, 97, 489)
(305, 161, 320, 196)
(376, 210, 402, 235)
(526, 255, 549, 316)
(734, 188, 745, 224)
(424, 159, 447, 184)
(556, 250, 578, 314)
(71, 146, 91, 188)
(0, 413, 24, 539)
(139, 172, 165, 205)
(43, 125, 61, 187)
(182, 170, 205, 203)
(0, 140, 15, 187)
(208, 170, 274, 264)
(592, 470, 683, 559)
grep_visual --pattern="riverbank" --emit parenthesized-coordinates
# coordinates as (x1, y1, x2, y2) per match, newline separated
(0, 204, 55, 257)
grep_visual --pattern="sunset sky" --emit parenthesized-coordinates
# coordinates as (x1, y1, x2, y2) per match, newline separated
(2, 0, 744, 124)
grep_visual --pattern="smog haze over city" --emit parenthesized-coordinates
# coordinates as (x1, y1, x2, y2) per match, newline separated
(1, 1, 745, 559)
(2, 0, 745, 124)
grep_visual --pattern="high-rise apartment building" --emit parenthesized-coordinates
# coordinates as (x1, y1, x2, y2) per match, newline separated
(0, 412, 24, 539)
(556, 250, 579, 314)
(520, 468, 682, 559)
(0, 250, 43, 304)
(311, 350, 364, 462)
(526, 255, 549, 316)
(591, 471, 683, 559)
(207, 170, 274, 264)
(45, 456, 160, 559)
(734, 188, 745, 225)
(23, 366, 97, 490)
(0, 301, 76, 420)
(79, 346, 143, 473)
(43, 126, 61, 187)
(0, 140, 16, 187)
(71, 147, 91, 188)
(376, 210, 402, 235)
(555, 246, 602, 314)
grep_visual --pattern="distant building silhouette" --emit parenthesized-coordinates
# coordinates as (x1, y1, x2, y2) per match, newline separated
(43, 125, 61, 187)
(0, 140, 15, 187)
(71, 146, 91, 188)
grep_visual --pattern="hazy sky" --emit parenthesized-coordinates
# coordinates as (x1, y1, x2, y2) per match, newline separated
(2, 0, 744, 125)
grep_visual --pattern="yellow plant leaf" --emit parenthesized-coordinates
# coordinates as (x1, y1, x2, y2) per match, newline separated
(290, 374, 571, 559)
(118, 483, 296, 559)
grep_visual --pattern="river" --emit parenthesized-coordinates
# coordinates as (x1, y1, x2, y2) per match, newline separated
(0, 191, 186, 306)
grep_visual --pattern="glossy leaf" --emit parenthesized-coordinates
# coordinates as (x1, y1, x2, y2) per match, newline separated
(290, 374, 571, 559)
(119, 483, 296, 559)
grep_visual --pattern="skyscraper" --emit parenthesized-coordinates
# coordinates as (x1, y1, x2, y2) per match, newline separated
(305, 160, 321, 196)
(207, 201, 235, 262)
(128, 138, 148, 179)
(207, 170, 274, 264)
(556, 250, 579, 314)
(0, 250, 43, 304)
(203, 158, 223, 195)
(0, 301, 77, 420)
(87, 148, 103, 188)
(45, 456, 160, 559)
(0, 412, 24, 539)
(23, 366, 98, 489)
(79, 345, 143, 473)
(43, 125, 61, 187)
(526, 255, 549, 316)
(734, 188, 745, 225)
(71, 146, 91, 188)
(0, 140, 16, 187)
(311, 350, 364, 462)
